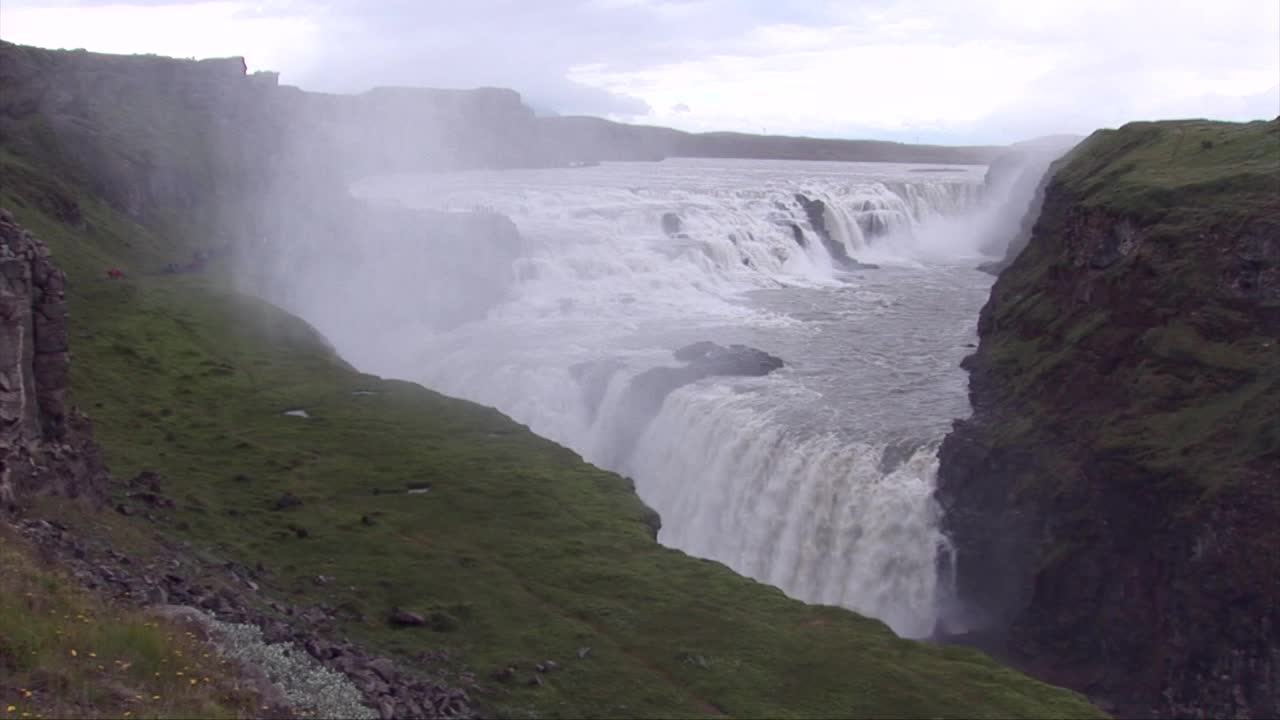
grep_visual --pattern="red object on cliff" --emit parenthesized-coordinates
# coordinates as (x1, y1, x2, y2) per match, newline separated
(106, 267, 124, 279)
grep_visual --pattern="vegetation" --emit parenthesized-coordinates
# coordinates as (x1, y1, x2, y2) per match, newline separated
(0, 526, 262, 720)
(980, 118, 1279, 489)
(0, 39, 1106, 718)
(0, 140, 1102, 720)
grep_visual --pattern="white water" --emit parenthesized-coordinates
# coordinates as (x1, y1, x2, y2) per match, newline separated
(330, 158, 1000, 638)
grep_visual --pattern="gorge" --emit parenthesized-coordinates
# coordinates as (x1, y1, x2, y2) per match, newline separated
(1, 38, 1276, 720)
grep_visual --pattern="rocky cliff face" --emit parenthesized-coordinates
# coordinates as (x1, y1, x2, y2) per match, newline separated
(0, 209, 108, 509)
(935, 119, 1280, 718)
(0, 41, 544, 223)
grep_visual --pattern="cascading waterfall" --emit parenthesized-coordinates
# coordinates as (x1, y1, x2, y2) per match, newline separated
(314, 158, 1000, 638)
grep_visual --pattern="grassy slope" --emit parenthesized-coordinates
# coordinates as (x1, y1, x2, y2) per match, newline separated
(979, 119, 1280, 488)
(0, 526, 264, 720)
(0, 156, 1102, 717)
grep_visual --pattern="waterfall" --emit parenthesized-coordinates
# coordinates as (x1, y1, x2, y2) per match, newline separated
(274, 158, 1003, 639)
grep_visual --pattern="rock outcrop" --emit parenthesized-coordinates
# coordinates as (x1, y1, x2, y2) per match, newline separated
(0, 209, 107, 510)
(935, 119, 1280, 718)
(793, 194, 878, 270)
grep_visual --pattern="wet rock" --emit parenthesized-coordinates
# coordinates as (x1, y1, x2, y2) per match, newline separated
(660, 212, 682, 237)
(789, 222, 807, 247)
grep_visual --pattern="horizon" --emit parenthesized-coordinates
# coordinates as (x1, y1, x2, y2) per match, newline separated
(1, 1, 1277, 145)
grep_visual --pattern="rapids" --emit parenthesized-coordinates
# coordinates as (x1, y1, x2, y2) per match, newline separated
(323, 158, 1004, 637)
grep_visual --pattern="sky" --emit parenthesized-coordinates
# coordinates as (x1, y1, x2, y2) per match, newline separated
(1, 0, 1277, 145)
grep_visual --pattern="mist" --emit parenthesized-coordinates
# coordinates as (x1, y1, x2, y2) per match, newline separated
(203, 72, 1078, 638)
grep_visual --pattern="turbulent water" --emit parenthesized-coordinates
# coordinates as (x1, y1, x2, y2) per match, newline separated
(342, 158, 1001, 638)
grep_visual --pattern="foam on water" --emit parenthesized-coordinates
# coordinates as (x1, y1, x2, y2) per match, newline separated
(327, 158, 1002, 637)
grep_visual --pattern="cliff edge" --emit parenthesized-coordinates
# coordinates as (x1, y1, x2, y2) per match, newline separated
(0, 209, 107, 509)
(936, 118, 1279, 718)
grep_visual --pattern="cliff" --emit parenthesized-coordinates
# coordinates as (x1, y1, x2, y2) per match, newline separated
(936, 118, 1280, 717)
(535, 115, 1003, 165)
(0, 42, 1104, 719)
(0, 209, 107, 509)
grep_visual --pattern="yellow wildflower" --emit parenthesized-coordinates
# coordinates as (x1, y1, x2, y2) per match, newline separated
(5, 706, 15, 713)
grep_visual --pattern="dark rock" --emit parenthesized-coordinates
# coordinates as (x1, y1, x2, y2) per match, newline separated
(304, 639, 332, 660)
(429, 611, 460, 633)
(789, 223, 807, 247)
(233, 473, 252, 483)
(577, 646, 592, 659)
(1, 211, 109, 509)
(369, 657, 398, 684)
(660, 212, 682, 237)
(272, 491, 303, 510)
(361, 514, 376, 526)
(490, 666, 515, 683)
(937, 123, 1279, 719)
(527, 674, 544, 687)
(390, 608, 427, 627)
(116, 504, 134, 516)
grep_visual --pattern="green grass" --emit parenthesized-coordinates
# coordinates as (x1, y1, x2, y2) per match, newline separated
(0, 152, 1103, 718)
(970, 118, 1279, 501)
(1053, 118, 1280, 224)
(0, 526, 263, 720)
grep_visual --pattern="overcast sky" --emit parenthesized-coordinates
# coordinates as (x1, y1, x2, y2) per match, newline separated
(2, 0, 1277, 144)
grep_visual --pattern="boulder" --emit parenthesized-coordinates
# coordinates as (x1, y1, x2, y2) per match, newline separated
(271, 491, 303, 511)
(660, 212, 682, 237)
(389, 608, 427, 627)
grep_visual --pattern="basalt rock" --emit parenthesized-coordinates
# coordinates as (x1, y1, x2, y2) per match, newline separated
(935, 120, 1280, 719)
(793, 194, 878, 270)
(0, 209, 108, 511)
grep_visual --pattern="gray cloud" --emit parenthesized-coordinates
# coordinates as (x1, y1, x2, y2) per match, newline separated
(3, 0, 1277, 140)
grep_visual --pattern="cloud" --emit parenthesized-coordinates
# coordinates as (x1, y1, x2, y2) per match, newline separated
(1, 0, 1276, 142)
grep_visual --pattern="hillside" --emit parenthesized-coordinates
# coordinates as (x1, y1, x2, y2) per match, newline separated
(534, 116, 1001, 165)
(935, 118, 1280, 718)
(0, 42, 1103, 719)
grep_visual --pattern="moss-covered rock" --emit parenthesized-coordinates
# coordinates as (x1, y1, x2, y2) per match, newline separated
(936, 118, 1280, 718)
